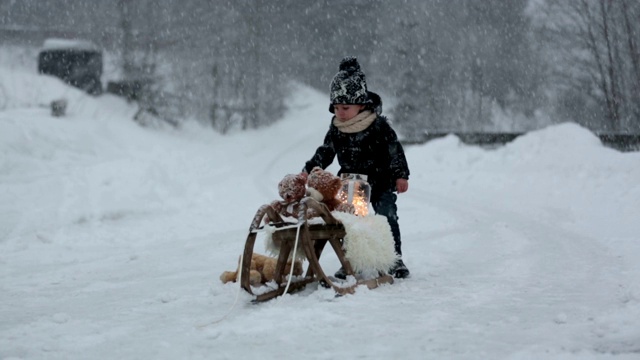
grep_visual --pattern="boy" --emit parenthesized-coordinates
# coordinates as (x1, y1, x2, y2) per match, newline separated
(301, 56, 411, 279)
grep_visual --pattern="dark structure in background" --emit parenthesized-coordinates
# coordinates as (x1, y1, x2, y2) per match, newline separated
(408, 132, 640, 152)
(106, 79, 148, 101)
(37, 38, 103, 95)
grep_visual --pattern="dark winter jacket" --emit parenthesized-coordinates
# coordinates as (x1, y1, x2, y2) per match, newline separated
(304, 113, 410, 202)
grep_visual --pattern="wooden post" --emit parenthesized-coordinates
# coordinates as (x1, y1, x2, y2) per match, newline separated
(51, 99, 67, 117)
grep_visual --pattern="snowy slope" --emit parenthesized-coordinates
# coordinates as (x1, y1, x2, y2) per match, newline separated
(1, 65, 640, 360)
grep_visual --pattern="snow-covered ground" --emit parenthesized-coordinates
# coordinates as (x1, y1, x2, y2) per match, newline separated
(1, 65, 640, 360)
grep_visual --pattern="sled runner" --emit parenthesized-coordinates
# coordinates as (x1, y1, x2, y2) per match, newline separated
(241, 197, 394, 302)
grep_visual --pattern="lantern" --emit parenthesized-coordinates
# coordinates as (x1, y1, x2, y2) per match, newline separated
(337, 173, 371, 216)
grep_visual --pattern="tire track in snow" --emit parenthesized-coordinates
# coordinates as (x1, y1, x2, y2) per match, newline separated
(407, 187, 621, 308)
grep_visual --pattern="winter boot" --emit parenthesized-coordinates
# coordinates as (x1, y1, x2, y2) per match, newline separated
(389, 259, 410, 279)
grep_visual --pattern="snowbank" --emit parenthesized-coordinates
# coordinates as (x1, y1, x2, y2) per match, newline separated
(1, 62, 640, 359)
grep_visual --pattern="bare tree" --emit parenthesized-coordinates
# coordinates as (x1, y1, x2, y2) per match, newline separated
(540, 0, 640, 132)
(116, 0, 135, 79)
(620, 0, 640, 121)
(4, 0, 560, 135)
(374, 0, 541, 136)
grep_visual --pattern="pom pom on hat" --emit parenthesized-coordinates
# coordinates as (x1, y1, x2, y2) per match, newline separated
(329, 56, 372, 111)
(339, 56, 361, 73)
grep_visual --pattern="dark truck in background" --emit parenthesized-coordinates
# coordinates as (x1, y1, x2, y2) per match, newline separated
(38, 38, 103, 95)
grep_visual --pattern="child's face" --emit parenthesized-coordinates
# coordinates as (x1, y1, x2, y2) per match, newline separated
(334, 104, 365, 121)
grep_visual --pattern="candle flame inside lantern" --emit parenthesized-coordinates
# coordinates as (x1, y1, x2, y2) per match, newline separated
(338, 173, 371, 216)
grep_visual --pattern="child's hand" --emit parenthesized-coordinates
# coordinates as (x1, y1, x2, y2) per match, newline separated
(396, 179, 409, 193)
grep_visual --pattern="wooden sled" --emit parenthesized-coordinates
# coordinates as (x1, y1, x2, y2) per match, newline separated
(241, 197, 394, 302)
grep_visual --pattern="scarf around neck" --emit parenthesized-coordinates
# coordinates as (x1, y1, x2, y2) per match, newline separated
(333, 110, 377, 133)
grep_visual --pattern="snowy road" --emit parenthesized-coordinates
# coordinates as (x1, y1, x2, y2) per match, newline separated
(1, 81, 639, 359)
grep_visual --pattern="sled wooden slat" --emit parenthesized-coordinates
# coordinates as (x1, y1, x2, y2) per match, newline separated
(269, 224, 346, 246)
(240, 197, 392, 302)
(253, 277, 317, 302)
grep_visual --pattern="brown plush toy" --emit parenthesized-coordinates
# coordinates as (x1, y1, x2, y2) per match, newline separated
(269, 173, 308, 219)
(306, 167, 355, 216)
(220, 253, 304, 286)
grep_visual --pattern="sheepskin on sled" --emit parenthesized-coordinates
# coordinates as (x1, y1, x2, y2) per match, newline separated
(264, 212, 398, 274)
(332, 212, 398, 273)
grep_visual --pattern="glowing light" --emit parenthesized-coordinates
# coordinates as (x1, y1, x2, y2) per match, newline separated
(338, 174, 371, 216)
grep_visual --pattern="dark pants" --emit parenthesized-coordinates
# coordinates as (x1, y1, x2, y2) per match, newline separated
(371, 190, 402, 256)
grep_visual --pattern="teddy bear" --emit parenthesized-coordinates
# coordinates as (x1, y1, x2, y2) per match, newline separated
(306, 166, 355, 216)
(268, 173, 308, 220)
(220, 253, 304, 286)
(267, 169, 354, 221)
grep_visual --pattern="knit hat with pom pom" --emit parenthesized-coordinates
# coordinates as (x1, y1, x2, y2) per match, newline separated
(329, 57, 373, 112)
